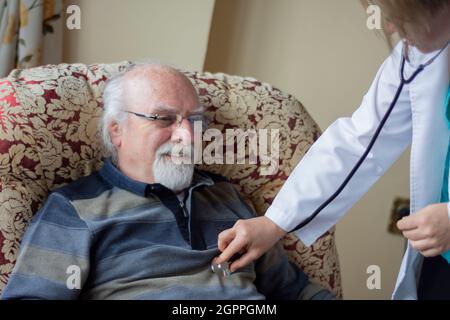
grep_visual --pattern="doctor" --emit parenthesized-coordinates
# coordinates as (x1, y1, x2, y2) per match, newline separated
(214, 0, 450, 299)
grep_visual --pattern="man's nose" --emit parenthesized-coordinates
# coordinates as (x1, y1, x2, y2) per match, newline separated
(171, 118, 193, 145)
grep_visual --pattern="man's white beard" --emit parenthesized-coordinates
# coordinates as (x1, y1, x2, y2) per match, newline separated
(152, 142, 194, 192)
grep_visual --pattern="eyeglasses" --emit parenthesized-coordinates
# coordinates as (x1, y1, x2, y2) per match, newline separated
(124, 110, 209, 130)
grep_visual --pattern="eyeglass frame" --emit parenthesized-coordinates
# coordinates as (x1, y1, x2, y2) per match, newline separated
(123, 109, 209, 130)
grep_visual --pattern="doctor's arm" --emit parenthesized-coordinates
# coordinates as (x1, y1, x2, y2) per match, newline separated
(216, 44, 413, 272)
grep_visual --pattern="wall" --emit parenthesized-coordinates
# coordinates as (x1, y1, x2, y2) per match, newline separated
(63, 0, 216, 71)
(205, 0, 407, 299)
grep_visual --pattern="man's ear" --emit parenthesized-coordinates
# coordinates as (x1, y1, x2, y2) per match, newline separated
(109, 121, 123, 148)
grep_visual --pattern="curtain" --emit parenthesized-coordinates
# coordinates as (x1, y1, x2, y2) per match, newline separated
(0, 0, 63, 77)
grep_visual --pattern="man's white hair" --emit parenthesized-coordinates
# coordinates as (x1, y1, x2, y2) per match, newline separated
(101, 70, 128, 163)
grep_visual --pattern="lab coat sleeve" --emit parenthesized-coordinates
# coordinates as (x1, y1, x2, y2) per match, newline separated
(447, 202, 450, 220)
(265, 43, 413, 246)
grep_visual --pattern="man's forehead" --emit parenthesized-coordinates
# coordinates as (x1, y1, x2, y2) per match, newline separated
(122, 69, 201, 114)
(148, 104, 204, 114)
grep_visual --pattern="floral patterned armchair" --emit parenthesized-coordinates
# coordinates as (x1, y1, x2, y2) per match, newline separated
(0, 62, 342, 298)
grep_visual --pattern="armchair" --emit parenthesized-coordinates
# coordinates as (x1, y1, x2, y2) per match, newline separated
(0, 62, 342, 298)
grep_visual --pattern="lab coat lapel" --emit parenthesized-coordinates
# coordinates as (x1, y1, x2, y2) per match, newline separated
(393, 47, 449, 299)
(409, 59, 449, 215)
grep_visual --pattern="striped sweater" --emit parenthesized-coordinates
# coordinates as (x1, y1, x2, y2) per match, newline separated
(1, 158, 330, 300)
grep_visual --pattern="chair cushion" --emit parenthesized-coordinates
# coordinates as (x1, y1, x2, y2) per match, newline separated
(0, 63, 342, 297)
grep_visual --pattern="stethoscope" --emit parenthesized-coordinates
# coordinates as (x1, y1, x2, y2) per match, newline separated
(211, 41, 450, 278)
(290, 40, 449, 233)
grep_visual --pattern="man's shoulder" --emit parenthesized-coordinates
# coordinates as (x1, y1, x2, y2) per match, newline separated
(28, 172, 108, 229)
(52, 170, 112, 202)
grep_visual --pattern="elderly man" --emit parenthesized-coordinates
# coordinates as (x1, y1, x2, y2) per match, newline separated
(1, 64, 333, 300)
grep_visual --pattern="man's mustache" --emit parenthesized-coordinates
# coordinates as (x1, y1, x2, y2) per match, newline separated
(157, 143, 193, 160)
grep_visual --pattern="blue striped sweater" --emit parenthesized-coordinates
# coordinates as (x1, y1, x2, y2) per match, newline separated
(1, 159, 330, 300)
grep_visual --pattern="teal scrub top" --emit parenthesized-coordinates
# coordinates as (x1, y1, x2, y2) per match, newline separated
(441, 88, 450, 203)
(441, 88, 450, 263)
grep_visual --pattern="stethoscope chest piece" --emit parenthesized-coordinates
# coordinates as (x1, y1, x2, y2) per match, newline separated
(211, 262, 231, 278)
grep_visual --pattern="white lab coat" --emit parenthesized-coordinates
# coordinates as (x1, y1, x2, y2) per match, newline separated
(265, 42, 450, 299)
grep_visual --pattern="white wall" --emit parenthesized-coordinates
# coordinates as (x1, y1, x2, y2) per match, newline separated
(205, 0, 407, 299)
(63, 0, 216, 71)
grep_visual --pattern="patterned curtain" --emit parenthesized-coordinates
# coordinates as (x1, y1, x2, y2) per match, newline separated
(0, 0, 63, 77)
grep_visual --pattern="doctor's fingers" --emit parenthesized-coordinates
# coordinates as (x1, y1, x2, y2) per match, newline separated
(410, 238, 440, 253)
(397, 215, 419, 231)
(218, 228, 236, 253)
(216, 233, 249, 265)
(229, 251, 260, 273)
(402, 228, 428, 241)
(420, 247, 445, 257)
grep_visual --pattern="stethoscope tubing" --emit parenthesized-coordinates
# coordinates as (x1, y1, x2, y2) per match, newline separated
(290, 42, 449, 233)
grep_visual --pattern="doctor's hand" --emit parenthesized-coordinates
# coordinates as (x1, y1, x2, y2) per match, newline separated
(213, 216, 286, 272)
(397, 203, 450, 257)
